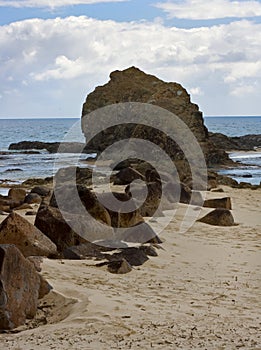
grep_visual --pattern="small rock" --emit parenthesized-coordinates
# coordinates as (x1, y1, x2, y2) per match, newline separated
(107, 258, 132, 274)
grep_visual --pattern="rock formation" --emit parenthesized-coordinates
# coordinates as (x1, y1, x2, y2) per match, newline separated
(209, 133, 261, 151)
(81, 67, 229, 167)
(0, 244, 51, 330)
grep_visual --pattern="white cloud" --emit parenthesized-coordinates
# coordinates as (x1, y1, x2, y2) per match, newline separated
(190, 87, 204, 96)
(0, 0, 127, 8)
(155, 0, 261, 20)
(0, 16, 260, 116)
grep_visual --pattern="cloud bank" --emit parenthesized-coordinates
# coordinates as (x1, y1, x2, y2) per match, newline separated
(0, 16, 260, 116)
(155, 0, 261, 20)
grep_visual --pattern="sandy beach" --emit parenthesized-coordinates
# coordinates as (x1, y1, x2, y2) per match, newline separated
(0, 185, 260, 349)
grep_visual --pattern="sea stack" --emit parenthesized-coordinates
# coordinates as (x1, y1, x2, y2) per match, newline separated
(81, 66, 228, 166)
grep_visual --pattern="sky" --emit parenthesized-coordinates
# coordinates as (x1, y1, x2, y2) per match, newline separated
(0, 0, 260, 118)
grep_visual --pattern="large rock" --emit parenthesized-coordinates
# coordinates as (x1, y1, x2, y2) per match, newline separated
(113, 167, 145, 185)
(81, 67, 229, 167)
(0, 212, 57, 257)
(198, 209, 235, 226)
(35, 205, 114, 251)
(8, 188, 26, 203)
(118, 222, 162, 244)
(209, 132, 261, 151)
(203, 197, 232, 210)
(0, 244, 41, 330)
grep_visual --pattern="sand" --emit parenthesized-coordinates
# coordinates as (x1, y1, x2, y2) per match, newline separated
(0, 186, 260, 349)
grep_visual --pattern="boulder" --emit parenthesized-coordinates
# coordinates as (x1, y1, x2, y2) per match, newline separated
(31, 186, 51, 197)
(203, 197, 232, 210)
(62, 242, 112, 260)
(110, 247, 149, 266)
(0, 244, 41, 330)
(8, 188, 26, 203)
(113, 167, 145, 185)
(0, 212, 57, 258)
(50, 184, 111, 226)
(107, 258, 132, 274)
(125, 181, 164, 217)
(35, 205, 114, 251)
(197, 209, 235, 226)
(118, 222, 162, 244)
(97, 191, 144, 228)
(25, 193, 43, 204)
(163, 181, 191, 204)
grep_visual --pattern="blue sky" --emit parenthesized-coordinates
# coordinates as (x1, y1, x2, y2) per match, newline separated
(0, 0, 261, 118)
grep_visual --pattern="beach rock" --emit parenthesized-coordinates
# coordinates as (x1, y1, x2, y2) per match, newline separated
(54, 166, 94, 186)
(198, 208, 235, 226)
(27, 256, 43, 272)
(163, 181, 191, 204)
(31, 186, 50, 197)
(203, 197, 232, 209)
(125, 181, 164, 217)
(81, 67, 229, 167)
(209, 132, 261, 151)
(0, 204, 10, 212)
(35, 205, 86, 252)
(8, 188, 26, 203)
(110, 247, 149, 266)
(97, 191, 144, 228)
(0, 212, 57, 258)
(113, 167, 145, 185)
(0, 244, 41, 330)
(35, 205, 114, 251)
(38, 275, 53, 299)
(211, 188, 225, 193)
(50, 184, 111, 226)
(107, 259, 132, 274)
(8, 141, 88, 154)
(118, 222, 162, 244)
(62, 242, 111, 260)
(24, 193, 42, 204)
(14, 203, 33, 211)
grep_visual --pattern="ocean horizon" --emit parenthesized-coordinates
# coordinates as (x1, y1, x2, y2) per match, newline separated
(0, 116, 260, 186)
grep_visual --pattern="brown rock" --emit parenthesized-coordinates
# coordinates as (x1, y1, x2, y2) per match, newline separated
(198, 208, 235, 226)
(14, 203, 33, 211)
(81, 67, 229, 167)
(0, 244, 41, 330)
(8, 188, 27, 203)
(118, 222, 162, 244)
(35, 205, 114, 251)
(0, 212, 57, 258)
(31, 186, 51, 197)
(24, 193, 42, 204)
(113, 167, 145, 185)
(107, 258, 132, 274)
(203, 197, 232, 209)
(110, 247, 149, 266)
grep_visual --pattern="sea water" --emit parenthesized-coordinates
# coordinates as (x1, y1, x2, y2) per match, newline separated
(204, 116, 261, 185)
(0, 117, 260, 185)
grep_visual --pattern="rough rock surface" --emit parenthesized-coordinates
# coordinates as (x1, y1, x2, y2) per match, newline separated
(209, 133, 261, 151)
(81, 67, 229, 166)
(203, 197, 232, 210)
(198, 208, 235, 226)
(0, 212, 57, 258)
(8, 141, 88, 154)
(0, 244, 41, 330)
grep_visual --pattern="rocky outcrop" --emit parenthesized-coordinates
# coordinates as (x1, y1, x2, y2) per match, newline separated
(81, 67, 229, 167)
(0, 244, 50, 330)
(0, 212, 57, 258)
(8, 141, 88, 154)
(209, 133, 261, 151)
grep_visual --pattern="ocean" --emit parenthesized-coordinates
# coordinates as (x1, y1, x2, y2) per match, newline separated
(204, 116, 261, 185)
(0, 116, 260, 188)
